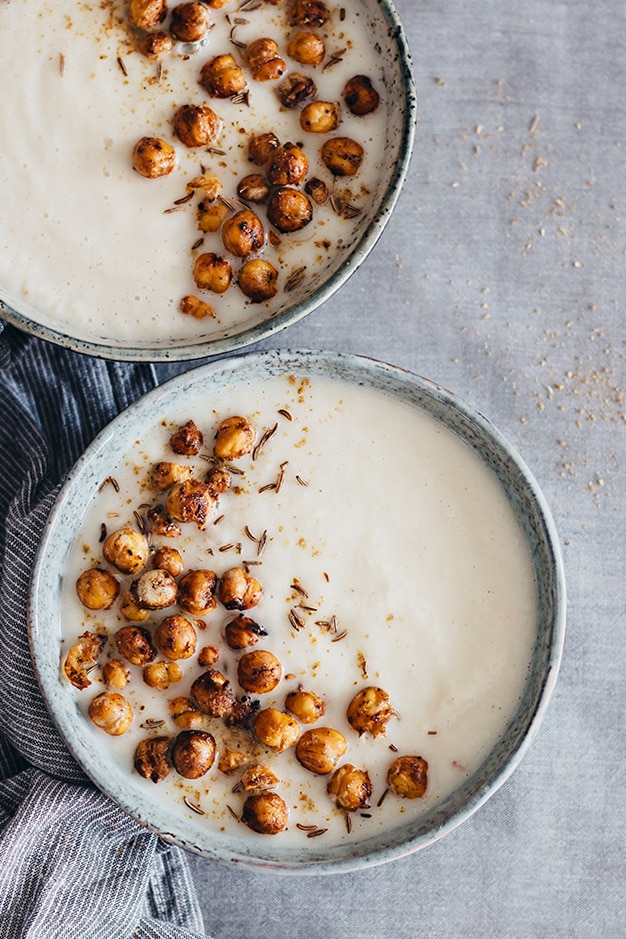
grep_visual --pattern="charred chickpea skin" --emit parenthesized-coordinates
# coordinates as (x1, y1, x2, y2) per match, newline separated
(300, 101, 340, 134)
(177, 569, 217, 616)
(102, 659, 130, 690)
(63, 631, 105, 690)
(295, 726, 347, 774)
(266, 143, 309, 187)
(242, 792, 288, 835)
(192, 253, 232, 294)
(276, 73, 317, 108)
(88, 692, 133, 736)
(386, 755, 429, 799)
(172, 730, 216, 779)
(150, 461, 193, 491)
(179, 295, 214, 320)
(343, 75, 381, 116)
(214, 416, 256, 460)
(199, 54, 247, 99)
(238, 259, 279, 303)
(221, 210, 265, 259)
(327, 764, 373, 811)
(304, 176, 329, 205)
(134, 736, 171, 783)
(321, 137, 364, 177)
(129, 0, 168, 31)
(120, 591, 151, 622)
(143, 660, 183, 689)
(237, 174, 270, 204)
(150, 546, 184, 578)
(131, 569, 178, 610)
(173, 104, 221, 148)
(115, 624, 157, 667)
(289, 0, 330, 28)
(131, 137, 176, 179)
(218, 566, 263, 611)
(224, 614, 267, 650)
(253, 708, 300, 751)
(247, 132, 280, 165)
(346, 686, 397, 738)
(154, 615, 197, 660)
(191, 669, 235, 717)
(287, 30, 325, 66)
(102, 528, 148, 575)
(169, 696, 204, 730)
(169, 2, 211, 42)
(165, 479, 216, 528)
(170, 419, 203, 456)
(205, 466, 232, 497)
(285, 689, 325, 724)
(237, 649, 282, 694)
(76, 568, 119, 610)
(138, 31, 172, 59)
(245, 38, 287, 82)
(267, 187, 313, 233)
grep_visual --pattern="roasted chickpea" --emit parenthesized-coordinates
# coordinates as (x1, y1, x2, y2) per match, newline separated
(226, 695, 261, 728)
(134, 736, 171, 783)
(346, 686, 397, 738)
(187, 172, 222, 199)
(221, 209, 265, 258)
(138, 31, 173, 59)
(240, 764, 279, 792)
(179, 294, 215, 319)
(150, 546, 184, 578)
(173, 104, 221, 148)
(129, 0, 168, 31)
(253, 708, 300, 751)
(143, 660, 183, 689)
(238, 259, 279, 303)
(205, 466, 232, 497)
(146, 505, 182, 538)
(296, 727, 347, 774)
(327, 763, 372, 811)
(248, 132, 280, 165)
(120, 591, 151, 622)
(218, 748, 249, 775)
(131, 569, 178, 610)
(387, 755, 429, 799)
(199, 54, 247, 98)
(245, 38, 287, 82)
(225, 614, 268, 650)
(304, 176, 329, 205)
(237, 650, 282, 694)
(196, 198, 229, 233)
(285, 689, 325, 724)
(237, 174, 270, 204)
(267, 142, 309, 186)
(300, 101, 340, 134)
(154, 615, 197, 659)
(169, 695, 204, 729)
(169, 2, 211, 42)
(288, 30, 325, 66)
(131, 137, 176, 179)
(103, 527, 148, 575)
(206, 0, 229, 7)
(191, 669, 235, 717)
(343, 74, 380, 116)
(76, 568, 119, 610)
(288, 0, 329, 27)
(102, 658, 130, 690)
(177, 569, 217, 616)
(166, 479, 216, 528)
(150, 461, 193, 491)
(214, 416, 256, 460)
(218, 566, 263, 610)
(192, 252, 232, 293)
(242, 792, 288, 834)
(267, 187, 312, 233)
(88, 691, 133, 736)
(115, 625, 157, 667)
(197, 644, 220, 667)
(276, 72, 316, 108)
(64, 631, 105, 690)
(170, 419, 203, 456)
(321, 137, 364, 177)
(172, 730, 216, 779)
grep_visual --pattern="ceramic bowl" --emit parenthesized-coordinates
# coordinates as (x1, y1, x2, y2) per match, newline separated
(29, 350, 566, 873)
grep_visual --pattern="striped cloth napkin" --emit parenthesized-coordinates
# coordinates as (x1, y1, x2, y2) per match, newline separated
(0, 324, 208, 939)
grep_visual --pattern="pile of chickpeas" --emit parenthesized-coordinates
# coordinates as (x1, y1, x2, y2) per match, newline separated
(66, 412, 428, 835)
(126, 0, 381, 315)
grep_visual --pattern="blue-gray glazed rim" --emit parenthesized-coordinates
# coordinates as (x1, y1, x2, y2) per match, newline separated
(28, 349, 566, 873)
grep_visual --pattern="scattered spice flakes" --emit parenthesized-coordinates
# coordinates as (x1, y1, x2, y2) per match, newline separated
(184, 797, 205, 816)
(322, 47, 347, 71)
(296, 822, 317, 832)
(291, 580, 309, 598)
(377, 787, 389, 808)
(117, 56, 128, 77)
(140, 718, 165, 730)
(98, 475, 120, 493)
(289, 608, 306, 631)
(252, 422, 278, 460)
(357, 651, 368, 679)
(59, 53, 66, 76)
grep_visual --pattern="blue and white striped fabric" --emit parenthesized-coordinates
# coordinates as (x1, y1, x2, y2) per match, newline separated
(0, 324, 208, 939)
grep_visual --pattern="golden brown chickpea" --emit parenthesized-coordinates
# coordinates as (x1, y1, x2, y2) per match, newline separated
(266, 142, 309, 187)
(304, 176, 329, 205)
(173, 104, 221, 148)
(154, 615, 197, 660)
(276, 72, 316, 108)
(115, 625, 157, 667)
(206, 0, 229, 7)
(170, 419, 203, 456)
(177, 569, 218, 616)
(343, 75, 380, 116)
(221, 210, 265, 258)
(296, 727, 347, 774)
(129, 0, 168, 30)
(187, 172, 222, 199)
(150, 461, 193, 491)
(191, 669, 235, 717)
(134, 736, 171, 783)
(179, 295, 215, 319)
(327, 763, 372, 811)
(166, 479, 216, 528)
(346, 686, 397, 738)
(102, 658, 130, 690)
(253, 708, 300, 751)
(248, 132, 280, 165)
(88, 692, 133, 736)
(225, 614, 267, 650)
(138, 31, 173, 59)
(285, 689, 325, 724)
(321, 137, 364, 177)
(214, 416, 256, 459)
(218, 748, 249, 775)
(169, 695, 204, 729)
(245, 38, 287, 82)
(300, 101, 340, 134)
(386, 755, 429, 799)
(120, 591, 151, 622)
(172, 730, 216, 779)
(131, 569, 178, 610)
(237, 174, 270, 204)
(205, 466, 232, 497)
(237, 650, 282, 694)
(287, 30, 325, 66)
(192, 252, 233, 293)
(289, 0, 329, 27)
(197, 644, 220, 667)
(199, 54, 247, 98)
(131, 137, 176, 179)
(196, 199, 229, 234)
(146, 505, 183, 538)
(169, 2, 211, 42)
(240, 764, 279, 792)
(238, 259, 279, 303)
(218, 566, 263, 610)
(242, 792, 288, 834)
(226, 695, 261, 728)
(63, 631, 105, 690)
(150, 546, 184, 578)
(267, 187, 313, 233)
(103, 528, 148, 575)
(143, 660, 183, 689)
(76, 568, 120, 610)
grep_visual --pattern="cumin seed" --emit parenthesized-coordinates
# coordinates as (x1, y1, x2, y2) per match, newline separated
(59, 53, 66, 76)
(428, 730, 437, 735)
(277, 408, 292, 421)
(140, 719, 165, 729)
(133, 510, 146, 533)
(377, 788, 389, 808)
(231, 781, 243, 793)
(242, 559, 262, 566)
(219, 543, 235, 552)
(299, 604, 318, 613)
(206, 146, 226, 156)
(322, 48, 346, 72)
(296, 823, 317, 831)
(257, 530, 267, 556)
(307, 828, 328, 838)
(174, 191, 194, 206)
(99, 523, 107, 543)
(156, 61, 163, 82)
(360, 813, 372, 818)
(213, 514, 225, 525)
(389, 743, 399, 752)
(191, 237, 204, 251)
(98, 475, 120, 493)
(226, 804, 238, 819)
(258, 482, 277, 493)
(184, 797, 205, 816)
(252, 422, 278, 460)
(285, 266, 306, 292)
(231, 89, 250, 106)
(233, 16, 249, 25)
(218, 195, 239, 212)
(340, 6, 346, 20)
(163, 205, 186, 214)
(237, 0, 262, 11)
(117, 56, 128, 77)
(295, 475, 309, 486)
(331, 629, 348, 642)
(344, 813, 352, 833)
(244, 525, 260, 544)
(291, 580, 309, 598)
(289, 609, 305, 631)
(275, 460, 288, 493)
(106, 512, 119, 518)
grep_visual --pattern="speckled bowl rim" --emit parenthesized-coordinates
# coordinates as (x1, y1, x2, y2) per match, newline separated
(29, 349, 566, 874)
(0, 0, 416, 363)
